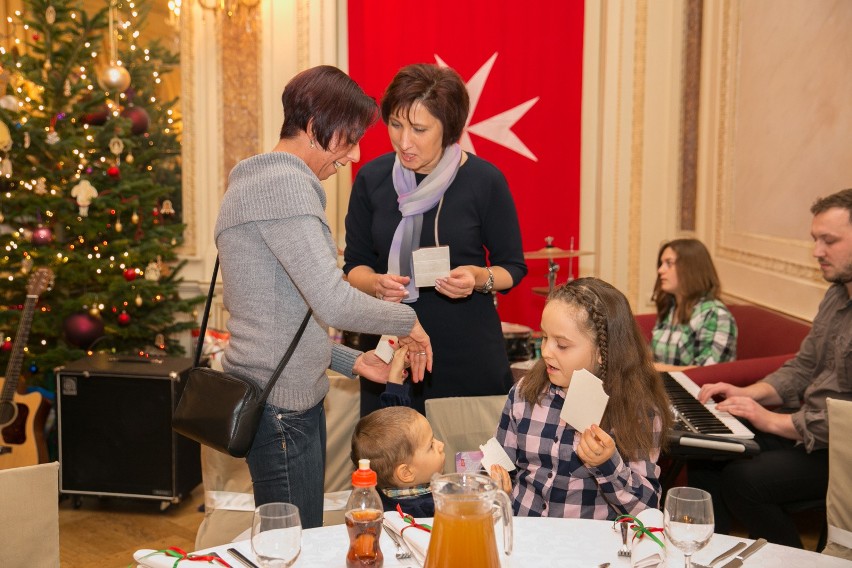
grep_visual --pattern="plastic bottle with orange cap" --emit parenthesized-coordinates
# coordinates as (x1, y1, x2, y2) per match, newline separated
(345, 458, 385, 567)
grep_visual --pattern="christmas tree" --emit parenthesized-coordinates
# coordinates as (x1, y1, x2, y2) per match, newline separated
(0, 0, 202, 388)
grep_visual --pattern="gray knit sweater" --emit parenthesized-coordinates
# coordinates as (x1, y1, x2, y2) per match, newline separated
(214, 152, 417, 411)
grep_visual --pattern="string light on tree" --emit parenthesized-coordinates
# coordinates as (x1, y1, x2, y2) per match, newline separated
(0, 1, 201, 385)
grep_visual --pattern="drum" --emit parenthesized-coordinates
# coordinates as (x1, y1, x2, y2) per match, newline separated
(501, 322, 533, 362)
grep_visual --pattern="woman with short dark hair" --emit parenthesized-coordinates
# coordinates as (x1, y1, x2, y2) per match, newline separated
(344, 63, 527, 417)
(651, 238, 737, 371)
(215, 65, 432, 528)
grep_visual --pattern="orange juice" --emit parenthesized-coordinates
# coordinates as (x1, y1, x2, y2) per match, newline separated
(424, 500, 500, 568)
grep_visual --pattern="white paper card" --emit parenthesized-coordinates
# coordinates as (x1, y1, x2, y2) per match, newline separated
(479, 437, 515, 472)
(412, 246, 450, 287)
(559, 368, 609, 432)
(374, 335, 397, 364)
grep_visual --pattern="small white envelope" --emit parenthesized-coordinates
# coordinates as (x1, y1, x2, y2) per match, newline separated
(479, 437, 516, 472)
(374, 335, 397, 364)
(412, 246, 450, 287)
(559, 368, 609, 432)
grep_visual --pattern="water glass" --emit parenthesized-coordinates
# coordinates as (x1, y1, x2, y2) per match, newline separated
(251, 502, 302, 567)
(664, 487, 715, 568)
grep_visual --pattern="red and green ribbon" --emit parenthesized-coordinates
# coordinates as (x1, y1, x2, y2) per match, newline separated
(396, 503, 432, 533)
(614, 514, 666, 550)
(135, 546, 232, 568)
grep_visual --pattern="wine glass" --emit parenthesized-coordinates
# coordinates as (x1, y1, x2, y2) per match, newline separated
(251, 502, 302, 567)
(664, 487, 715, 568)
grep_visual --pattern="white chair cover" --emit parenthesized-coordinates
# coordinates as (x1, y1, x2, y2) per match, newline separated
(425, 395, 508, 474)
(823, 397, 852, 560)
(0, 461, 60, 567)
(194, 371, 361, 549)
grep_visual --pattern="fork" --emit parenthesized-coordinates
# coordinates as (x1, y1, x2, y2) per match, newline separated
(618, 521, 631, 557)
(383, 522, 412, 560)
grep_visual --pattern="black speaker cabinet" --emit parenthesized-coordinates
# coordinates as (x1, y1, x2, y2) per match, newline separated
(56, 354, 200, 503)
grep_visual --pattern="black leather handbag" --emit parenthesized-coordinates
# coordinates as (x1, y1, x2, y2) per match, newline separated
(172, 258, 312, 457)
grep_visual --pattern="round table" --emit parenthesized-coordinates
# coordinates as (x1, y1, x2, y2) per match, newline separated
(188, 517, 849, 568)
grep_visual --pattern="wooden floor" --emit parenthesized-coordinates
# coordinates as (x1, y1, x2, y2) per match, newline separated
(58, 484, 205, 567)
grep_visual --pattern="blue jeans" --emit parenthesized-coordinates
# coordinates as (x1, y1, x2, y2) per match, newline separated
(246, 401, 327, 529)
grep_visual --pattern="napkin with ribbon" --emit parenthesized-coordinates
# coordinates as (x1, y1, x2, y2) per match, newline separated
(626, 508, 666, 568)
(133, 547, 231, 568)
(383, 511, 431, 565)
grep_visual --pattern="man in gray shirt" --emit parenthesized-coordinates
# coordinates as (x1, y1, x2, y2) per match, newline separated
(698, 188, 852, 548)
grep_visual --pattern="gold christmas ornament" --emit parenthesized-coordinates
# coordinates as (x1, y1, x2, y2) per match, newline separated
(0, 121, 11, 151)
(125, 152, 134, 164)
(99, 2, 131, 93)
(98, 64, 131, 92)
(89, 306, 101, 317)
(131, 210, 139, 224)
(135, 294, 143, 307)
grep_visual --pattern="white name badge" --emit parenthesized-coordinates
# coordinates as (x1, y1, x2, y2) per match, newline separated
(411, 246, 451, 287)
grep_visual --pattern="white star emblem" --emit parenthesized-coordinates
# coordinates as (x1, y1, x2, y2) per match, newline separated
(436, 53, 539, 162)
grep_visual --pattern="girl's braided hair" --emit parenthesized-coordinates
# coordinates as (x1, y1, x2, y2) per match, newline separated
(518, 277, 672, 460)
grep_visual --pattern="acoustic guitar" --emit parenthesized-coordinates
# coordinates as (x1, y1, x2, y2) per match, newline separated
(0, 267, 53, 470)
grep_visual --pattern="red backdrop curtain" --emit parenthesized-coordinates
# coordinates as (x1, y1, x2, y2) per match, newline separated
(347, 0, 585, 329)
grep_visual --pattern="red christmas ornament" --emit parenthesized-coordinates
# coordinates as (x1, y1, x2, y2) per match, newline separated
(117, 311, 131, 326)
(107, 165, 120, 178)
(31, 226, 53, 246)
(32, 33, 40, 41)
(82, 107, 109, 125)
(63, 311, 105, 349)
(123, 268, 137, 281)
(120, 105, 150, 135)
(1, 339, 12, 351)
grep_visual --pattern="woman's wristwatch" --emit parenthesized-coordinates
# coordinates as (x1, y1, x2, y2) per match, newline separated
(478, 266, 494, 294)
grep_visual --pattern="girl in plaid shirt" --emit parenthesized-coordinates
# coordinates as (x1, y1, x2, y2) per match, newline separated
(491, 278, 673, 520)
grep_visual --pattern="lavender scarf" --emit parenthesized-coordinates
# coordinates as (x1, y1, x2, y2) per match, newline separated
(388, 143, 462, 302)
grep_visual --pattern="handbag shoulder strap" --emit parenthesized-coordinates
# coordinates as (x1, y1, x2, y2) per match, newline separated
(259, 309, 312, 400)
(195, 257, 313, 397)
(194, 257, 220, 367)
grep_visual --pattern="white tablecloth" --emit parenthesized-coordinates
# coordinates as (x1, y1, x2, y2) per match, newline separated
(185, 517, 850, 568)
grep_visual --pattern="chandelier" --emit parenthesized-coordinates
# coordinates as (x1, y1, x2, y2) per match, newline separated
(168, 0, 260, 22)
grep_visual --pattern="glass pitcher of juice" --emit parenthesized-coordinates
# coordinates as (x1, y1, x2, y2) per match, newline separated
(424, 472, 513, 568)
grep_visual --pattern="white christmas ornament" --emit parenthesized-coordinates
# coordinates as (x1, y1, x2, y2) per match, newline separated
(0, 158, 12, 177)
(34, 177, 47, 195)
(0, 95, 18, 111)
(144, 261, 161, 282)
(70, 180, 98, 216)
(46, 131, 60, 145)
(109, 137, 125, 156)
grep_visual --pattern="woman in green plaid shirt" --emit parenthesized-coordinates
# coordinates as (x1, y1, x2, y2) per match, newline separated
(651, 239, 737, 371)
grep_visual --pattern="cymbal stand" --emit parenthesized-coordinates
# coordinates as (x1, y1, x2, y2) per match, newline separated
(567, 237, 575, 282)
(547, 259, 559, 292)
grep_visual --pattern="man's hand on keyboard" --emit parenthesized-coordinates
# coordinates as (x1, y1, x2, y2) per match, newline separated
(697, 382, 743, 404)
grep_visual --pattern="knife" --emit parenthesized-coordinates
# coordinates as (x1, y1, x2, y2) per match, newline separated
(701, 541, 746, 567)
(720, 538, 768, 568)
